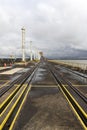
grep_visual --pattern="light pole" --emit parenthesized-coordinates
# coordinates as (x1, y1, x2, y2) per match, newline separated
(33, 47, 36, 60)
(21, 27, 25, 61)
(36, 49, 40, 60)
(38, 50, 40, 60)
(30, 41, 32, 61)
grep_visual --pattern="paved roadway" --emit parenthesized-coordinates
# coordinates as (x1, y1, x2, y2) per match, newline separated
(13, 62, 84, 130)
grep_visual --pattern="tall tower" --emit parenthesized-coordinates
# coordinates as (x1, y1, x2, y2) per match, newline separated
(21, 27, 25, 61)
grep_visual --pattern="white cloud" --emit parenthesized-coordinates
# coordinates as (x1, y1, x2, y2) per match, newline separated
(0, 0, 87, 58)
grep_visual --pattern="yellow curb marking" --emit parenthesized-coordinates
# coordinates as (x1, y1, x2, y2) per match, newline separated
(58, 84, 87, 130)
(0, 84, 27, 129)
(9, 84, 32, 130)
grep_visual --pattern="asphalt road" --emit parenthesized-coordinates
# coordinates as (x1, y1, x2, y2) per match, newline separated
(13, 62, 83, 130)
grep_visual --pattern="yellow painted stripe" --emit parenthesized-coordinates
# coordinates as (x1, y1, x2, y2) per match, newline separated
(32, 85, 57, 87)
(0, 84, 26, 116)
(73, 85, 87, 86)
(0, 85, 27, 129)
(63, 85, 87, 118)
(0, 81, 10, 89)
(0, 84, 20, 109)
(9, 84, 32, 130)
(58, 84, 87, 130)
(64, 84, 87, 86)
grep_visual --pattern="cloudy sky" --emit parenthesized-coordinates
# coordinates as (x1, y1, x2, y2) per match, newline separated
(0, 0, 87, 58)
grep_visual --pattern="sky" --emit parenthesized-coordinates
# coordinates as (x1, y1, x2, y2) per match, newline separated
(0, 0, 87, 58)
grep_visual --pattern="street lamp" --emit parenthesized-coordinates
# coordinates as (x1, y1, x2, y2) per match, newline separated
(21, 27, 25, 61)
(30, 41, 32, 61)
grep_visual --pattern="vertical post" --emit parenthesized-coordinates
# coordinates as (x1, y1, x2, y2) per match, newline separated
(21, 27, 25, 62)
(33, 47, 36, 60)
(37, 50, 40, 60)
(38, 52, 40, 60)
(34, 47, 37, 60)
(36, 48, 38, 60)
(30, 41, 32, 61)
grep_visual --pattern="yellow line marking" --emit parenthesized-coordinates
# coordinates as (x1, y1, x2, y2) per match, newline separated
(32, 85, 57, 87)
(0, 83, 28, 109)
(13, 83, 28, 86)
(63, 85, 87, 118)
(0, 81, 10, 89)
(0, 84, 27, 129)
(61, 84, 87, 87)
(0, 84, 27, 117)
(9, 84, 32, 130)
(58, 84, 87, 130)
(73, 85, 87, 86)
(0, 85, 20, 109)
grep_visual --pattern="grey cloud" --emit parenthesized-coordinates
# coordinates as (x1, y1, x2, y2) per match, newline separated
(0, 0, 87, 58)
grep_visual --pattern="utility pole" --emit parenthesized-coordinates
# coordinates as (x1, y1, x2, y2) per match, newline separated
(36, 48, 38, 60)
(36, 49, 40, 60)
(21, 27, 25, 62)
(38, 51, 40, 60)
(33, 47, 37, 60)
(30, 41, 32, 61)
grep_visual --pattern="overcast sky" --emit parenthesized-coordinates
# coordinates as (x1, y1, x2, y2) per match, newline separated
(0, 0, 87, 58)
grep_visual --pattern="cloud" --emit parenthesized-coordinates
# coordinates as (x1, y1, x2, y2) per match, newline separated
(0, 0, 87, 58)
